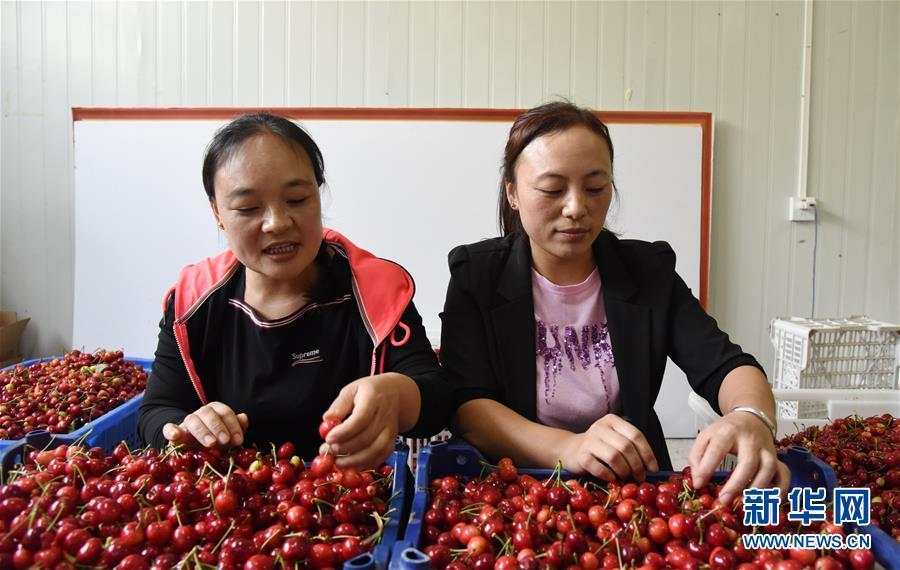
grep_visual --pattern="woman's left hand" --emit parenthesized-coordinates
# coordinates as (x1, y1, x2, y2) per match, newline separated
(689, 411, 790, 506)
(319, 374, 411, 469)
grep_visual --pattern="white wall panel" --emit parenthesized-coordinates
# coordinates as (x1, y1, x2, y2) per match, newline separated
(2, 0, 898, 403)
(0, 0, 18, 307)
(364, 1, 390, 107)
(286, 1, 312, 105)
(67, 2, 93, 107)
(436, 1, 462, 107)
(873, 1, 900, 320)
(234, 1, 260, 106)
(261, 1, 286, 106)
(690, 1, 720, 113)
(624, 1, 646, 109)
(643, 1, 667, 109)
(516, 1, 543, 108)
(545, 2, 571, 101)
(759, 0, 804, 365)
(842, 1, 879, 317)
(208, 1, 234, 104)
(91, 1, 117, 105)
(338, 1, 365, 106)
(409, 1, 435, 107)
(599, 1, 625, 109)
(183, 1, 208, 103)
(664, 1, 692, 110)
(490, 1, 516, 108)
(44, 1, 73, 351)
(157, 1, 183, 105)
(710, 0, 747, 336)
(811, 1, 853, 319)
(463, 1, 491, 107)
(386, 1, 409, 107)
(117, 2, 156, 105)
(570, 1, 598, 108)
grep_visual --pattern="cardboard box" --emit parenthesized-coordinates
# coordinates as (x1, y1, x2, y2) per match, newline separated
(0, 311, 29, 366)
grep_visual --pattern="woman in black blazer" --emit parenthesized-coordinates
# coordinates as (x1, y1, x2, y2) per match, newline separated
(440, 102, 787, 505)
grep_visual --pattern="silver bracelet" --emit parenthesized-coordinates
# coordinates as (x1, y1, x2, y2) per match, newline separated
(730, 405, 777, 439)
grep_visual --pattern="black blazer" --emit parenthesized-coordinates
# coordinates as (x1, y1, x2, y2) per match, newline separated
(439, 230, 764, 470)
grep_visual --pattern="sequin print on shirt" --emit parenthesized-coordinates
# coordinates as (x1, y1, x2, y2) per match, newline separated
(536, 320, 615, 405)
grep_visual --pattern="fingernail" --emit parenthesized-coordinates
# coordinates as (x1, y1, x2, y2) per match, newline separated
(235, 435, 243, 446)
(204, 436, 215, 446)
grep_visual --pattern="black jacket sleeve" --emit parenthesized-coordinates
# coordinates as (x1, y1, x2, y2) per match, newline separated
(439, 247, 501, 408)
(138, 295, 204, 448)
(666, 271, 765, 415)
(385, 300, 454, 438)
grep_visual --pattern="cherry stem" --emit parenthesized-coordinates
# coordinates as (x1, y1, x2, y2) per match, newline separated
(211, 520, 236, 554)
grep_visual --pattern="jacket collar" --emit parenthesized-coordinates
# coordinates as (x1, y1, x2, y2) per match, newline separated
(496, 230, 638, 303)
(496, 233, 533, 302)
(593, 231, 638, 302)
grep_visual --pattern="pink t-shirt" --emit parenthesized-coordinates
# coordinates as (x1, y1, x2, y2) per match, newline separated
(533, 268, 621, 433)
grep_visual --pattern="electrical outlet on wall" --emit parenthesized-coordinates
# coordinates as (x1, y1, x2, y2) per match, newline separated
(789, 197, 817, 222)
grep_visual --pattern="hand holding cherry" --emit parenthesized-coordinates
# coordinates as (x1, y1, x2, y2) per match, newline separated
(163, 401, 249, 448)
(689, 410, 790, 506)
(318, 374, 410, 470)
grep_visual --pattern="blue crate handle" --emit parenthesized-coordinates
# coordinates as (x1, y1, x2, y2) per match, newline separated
(366, 443, 411, 570)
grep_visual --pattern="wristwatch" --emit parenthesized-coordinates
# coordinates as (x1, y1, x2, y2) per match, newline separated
(730, 405, 777, 439)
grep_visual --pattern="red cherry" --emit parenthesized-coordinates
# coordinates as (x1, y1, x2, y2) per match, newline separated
(788, 549, 816, 566)
(709, 546, 735, 570)
(309, 454, 335, 478)
(277, 442, 296, 460)
(647, 516, 670, 544)
(615, 498, 638, 522)
(318, 416, 342, 440)
(244, 554, 275, 570)
(116, 554, 150, 570)
(813, 556, 843, 570)
(285, 505, 314, 531)
(495, 554, 518, 570)
(213, 489, 237, 515)
(668, 513, 694, 539)
(847, 549, 875, 570)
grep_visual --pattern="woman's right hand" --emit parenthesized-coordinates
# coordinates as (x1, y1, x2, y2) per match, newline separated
(163, 402, 249, 448)
(561, 414, 659, 482)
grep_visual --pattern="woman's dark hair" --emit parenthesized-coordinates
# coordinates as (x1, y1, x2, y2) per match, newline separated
(202, 112, 326, 200)
(499, 101, 615, 236)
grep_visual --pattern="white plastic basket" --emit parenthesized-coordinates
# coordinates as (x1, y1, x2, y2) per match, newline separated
(770, 316, 900, 419)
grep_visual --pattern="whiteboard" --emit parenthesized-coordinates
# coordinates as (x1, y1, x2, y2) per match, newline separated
(72, 109, 710, 437)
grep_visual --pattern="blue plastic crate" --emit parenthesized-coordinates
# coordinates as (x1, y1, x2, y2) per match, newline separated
(0, 356, 152, 456)
(783, 446, 900, 570)
(360, 443, 412, 570)
(0, 435, 409, 570)
(389, 440, 881, 570)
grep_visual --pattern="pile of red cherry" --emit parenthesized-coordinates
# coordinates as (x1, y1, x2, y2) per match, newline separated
(778, 414, 899, 539)
(0, 350, 147, 439)
(419, 458, 875, 570)
(0, 420, 393, 569)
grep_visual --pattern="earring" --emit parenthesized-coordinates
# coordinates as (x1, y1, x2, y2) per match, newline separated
(217, 222, 224, 230)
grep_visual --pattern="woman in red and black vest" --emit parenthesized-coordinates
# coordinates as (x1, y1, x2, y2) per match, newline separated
(138, 113, 451, 467)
